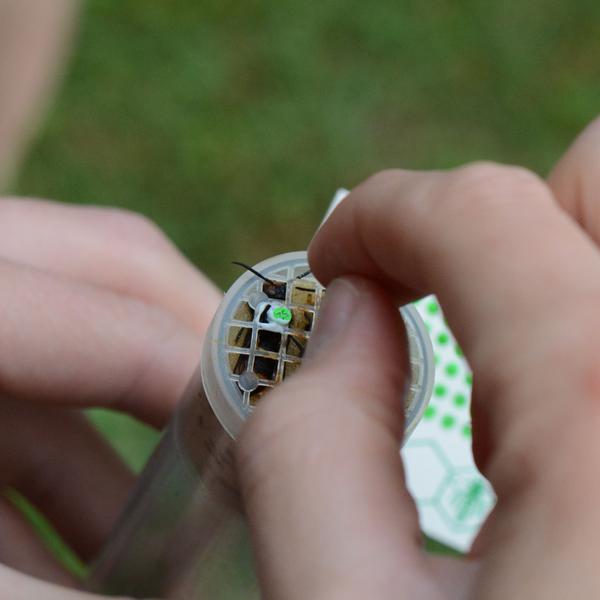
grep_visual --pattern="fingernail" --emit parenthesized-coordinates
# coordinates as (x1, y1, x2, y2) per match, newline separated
(306, 278, 358, 359)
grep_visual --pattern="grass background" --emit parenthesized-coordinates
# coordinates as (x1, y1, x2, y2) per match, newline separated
(7, 0, 600, 586)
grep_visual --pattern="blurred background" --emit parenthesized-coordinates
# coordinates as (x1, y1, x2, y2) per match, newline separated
(2, 0, 600, 580)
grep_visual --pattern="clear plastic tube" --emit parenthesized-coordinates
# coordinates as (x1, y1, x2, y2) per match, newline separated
(87, 251, 434, 598)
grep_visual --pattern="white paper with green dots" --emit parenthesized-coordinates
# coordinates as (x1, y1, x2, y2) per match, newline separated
(326, 190, 495, 553)
(406, 296, 495, 552)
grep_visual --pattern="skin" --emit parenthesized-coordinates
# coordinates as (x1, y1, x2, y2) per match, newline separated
(1, 117, 600, 598)
(0, 199, 222, 597)
(0, 1, 79, 189)
(237, 116, 600, 600)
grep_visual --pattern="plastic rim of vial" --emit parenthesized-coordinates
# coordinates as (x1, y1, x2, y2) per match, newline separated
(201, 251, 435, 443)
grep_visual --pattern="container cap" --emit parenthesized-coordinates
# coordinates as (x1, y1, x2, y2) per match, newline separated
(201, 251, 434, 441)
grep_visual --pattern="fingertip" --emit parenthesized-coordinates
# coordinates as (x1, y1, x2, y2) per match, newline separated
(308, 189, 400, 296)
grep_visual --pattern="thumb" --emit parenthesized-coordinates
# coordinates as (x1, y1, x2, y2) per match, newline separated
(237, 276, 431, 600)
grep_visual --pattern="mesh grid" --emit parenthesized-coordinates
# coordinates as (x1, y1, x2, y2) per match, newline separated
(223, 264, 325, 408)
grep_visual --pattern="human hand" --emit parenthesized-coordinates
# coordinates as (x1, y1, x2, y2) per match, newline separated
(0, 198, 221, 598)
(237, 118, 600, 599)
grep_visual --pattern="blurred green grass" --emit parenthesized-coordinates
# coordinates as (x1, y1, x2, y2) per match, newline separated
(14, 2, 600, 291)
(8, 0, 600, 578)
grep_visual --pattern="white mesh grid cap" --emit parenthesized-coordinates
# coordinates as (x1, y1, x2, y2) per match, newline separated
(200, 251, 435, 440)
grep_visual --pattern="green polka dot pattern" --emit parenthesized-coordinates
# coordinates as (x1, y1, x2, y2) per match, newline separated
(434, 384, 447, 398)
(401, 295, 494, 553)
(437, 332, 450, 345)
(454, 393, 467, 408)
(441, 414, 456, 429)
(416, 297, 472, 438)
(445, 363, 459, 377)
(426, 300, 439, 315)
(423, 405, 436, 420)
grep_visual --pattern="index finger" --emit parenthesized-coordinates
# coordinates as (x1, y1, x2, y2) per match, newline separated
(311, 164, 600, 354)
(309, 164, 600, 470)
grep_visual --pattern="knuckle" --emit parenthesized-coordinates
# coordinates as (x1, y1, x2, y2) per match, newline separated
(549, 116, 600, 191)
(0, 196, 42, 219)
(361, 168, 407, 192)
(0, 196, 20, 207)
(103, 208, 173, 252)
(565, 313, 600, 404)
(521, 305, 600, 394)
(510, 304, 600, 410)
(478, 306, 600, 487)
(445, 161, 551, 214)
(574, 114, 600, 148)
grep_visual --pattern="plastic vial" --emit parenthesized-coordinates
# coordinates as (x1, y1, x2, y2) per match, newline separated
(87, 251, 434, 599)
